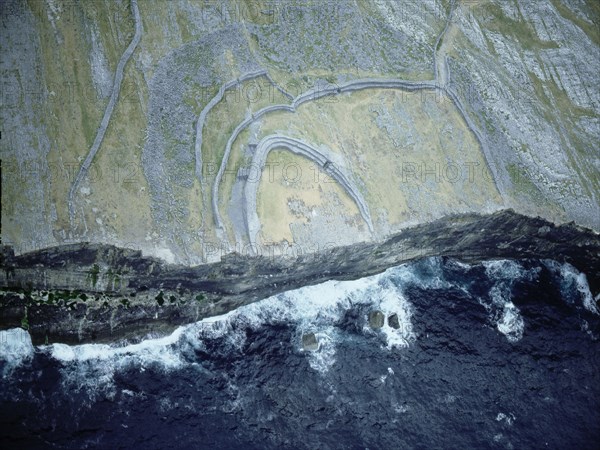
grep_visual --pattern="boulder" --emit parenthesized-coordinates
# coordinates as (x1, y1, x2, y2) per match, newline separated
(369, 310, 385, 329)
(302, 333, 319, 351)
(388, 313, 400, 329)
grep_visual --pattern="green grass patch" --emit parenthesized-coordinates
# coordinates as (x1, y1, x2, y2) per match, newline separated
(88, 264, 100, 287)
(550, 0, 600, 47)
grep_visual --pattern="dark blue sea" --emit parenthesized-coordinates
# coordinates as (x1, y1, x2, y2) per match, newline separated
(1, 257, 599, 449)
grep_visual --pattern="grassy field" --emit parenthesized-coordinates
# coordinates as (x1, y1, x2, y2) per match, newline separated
(224, 87, 500, 244)
(7, 0, 596, 262)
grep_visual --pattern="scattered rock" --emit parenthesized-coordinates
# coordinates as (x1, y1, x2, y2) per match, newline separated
(302, 333, 319, 351)
(369, 311, 385, 329)
(388, 313, 400, 329)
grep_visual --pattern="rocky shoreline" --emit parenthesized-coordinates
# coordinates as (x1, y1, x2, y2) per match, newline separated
(1, 209, 598, 345)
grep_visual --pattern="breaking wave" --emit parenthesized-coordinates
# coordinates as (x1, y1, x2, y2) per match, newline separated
(1, 257, 599, 449)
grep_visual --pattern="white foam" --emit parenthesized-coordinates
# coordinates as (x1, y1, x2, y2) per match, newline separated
(380, 367, 395, 384)
(47, 324, 187, 367)
(479, 260, 534, 342)
(0, 328, 34, 377)
(543, 260, 599, 315)
(483, 259, 526, 280)
(390, 257, 451, 290)
(26, 263, 424, 384)
(41, 324, 192, 401)
(449, 259, 472, 270)
(575, 272, 599, 315)
(241, 264, 417, 356)
(496, 302, 525, 343)
(15, 257, 586, 387)
(372, 281, 415, 349)
(393, 403, 409, 414)
(50, 343, 76, 362)
(305, 330, 338, 374)
(488, 281, 527, 348)
(488, 283, 509, 307)
(34, 262, 419, 385)
(496, 412, 515, 425)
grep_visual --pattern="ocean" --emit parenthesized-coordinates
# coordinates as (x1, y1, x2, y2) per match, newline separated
(1, 257, 599, 449)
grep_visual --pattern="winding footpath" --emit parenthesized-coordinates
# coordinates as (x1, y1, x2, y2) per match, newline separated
(210, 78, 439, 234)
(193, 69, 296, 244)
(433, 0, 456, 85)
(244, 135, 374, 247)
(434, 1, 501, 189)
(68, 0, 142, 224)
(207, 1, 484, 245)
(197, 0, 500, 248)
(194, 70, 267, 181)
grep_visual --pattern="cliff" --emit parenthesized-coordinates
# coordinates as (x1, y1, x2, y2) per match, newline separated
(1, 210, 599, 345)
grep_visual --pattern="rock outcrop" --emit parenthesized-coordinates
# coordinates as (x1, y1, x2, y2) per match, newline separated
(388, 314, 401, 330)
(368, 311, 385, 329)
(301, 333, 319, 351)
(1, 210, 599, 345)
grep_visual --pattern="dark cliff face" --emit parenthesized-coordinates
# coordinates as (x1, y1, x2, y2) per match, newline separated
(1, 210, 599, 344)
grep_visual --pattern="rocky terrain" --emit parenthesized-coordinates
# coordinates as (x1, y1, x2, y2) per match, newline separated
(2, 4, 600, 445)
(1, 210, 599, 344)
(1, 0, 598, 265)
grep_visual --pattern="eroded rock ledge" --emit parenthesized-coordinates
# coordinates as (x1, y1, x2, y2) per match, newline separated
(1, 209, 598, 345)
